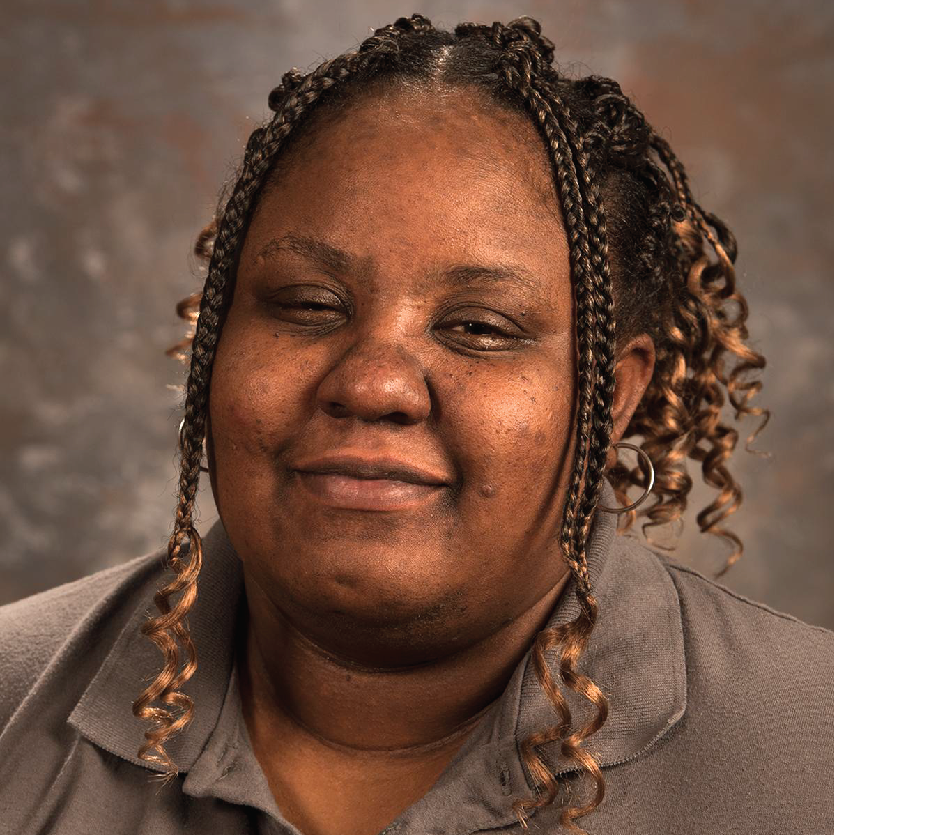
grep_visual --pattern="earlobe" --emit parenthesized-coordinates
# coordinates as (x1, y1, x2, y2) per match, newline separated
(610, 334, 655, 446)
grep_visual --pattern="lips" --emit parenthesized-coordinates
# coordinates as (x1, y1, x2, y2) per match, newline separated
(292, 454, 449, 511)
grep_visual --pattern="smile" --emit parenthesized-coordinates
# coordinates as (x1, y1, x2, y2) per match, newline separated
(292, 455, 449, 511)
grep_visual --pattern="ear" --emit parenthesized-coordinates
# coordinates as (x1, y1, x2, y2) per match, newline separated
(609, 333, 655, 450)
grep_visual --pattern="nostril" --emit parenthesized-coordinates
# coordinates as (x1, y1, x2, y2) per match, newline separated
(322, 400, 352, 419)
(321, 401, 417, 424)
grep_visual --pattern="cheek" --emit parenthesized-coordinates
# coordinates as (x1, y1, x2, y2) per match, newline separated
(209, 327, 308, 465)
(447, 359, 575, 500)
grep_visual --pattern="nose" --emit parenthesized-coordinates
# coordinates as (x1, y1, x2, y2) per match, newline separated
(315, 339, 432, 425)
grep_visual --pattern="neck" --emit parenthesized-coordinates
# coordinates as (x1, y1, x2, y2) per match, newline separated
(238, 570, 570, 753)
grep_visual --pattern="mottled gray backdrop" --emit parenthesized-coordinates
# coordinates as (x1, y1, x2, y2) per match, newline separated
(0, 0, 833, 627)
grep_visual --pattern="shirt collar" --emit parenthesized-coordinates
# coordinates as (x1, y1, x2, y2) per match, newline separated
(517, 488, 688, 773)
(69, 491, 686, 827)
(68, 522, 246, 772)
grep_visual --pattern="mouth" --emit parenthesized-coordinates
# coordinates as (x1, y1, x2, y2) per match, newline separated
(292, 455, 449, 511)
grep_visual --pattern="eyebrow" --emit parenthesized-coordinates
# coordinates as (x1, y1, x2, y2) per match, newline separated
(256, 233, 356, 276)
(255, 233, 542, 292)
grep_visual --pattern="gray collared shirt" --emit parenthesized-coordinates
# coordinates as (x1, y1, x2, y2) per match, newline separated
(0, 504, 832, 834)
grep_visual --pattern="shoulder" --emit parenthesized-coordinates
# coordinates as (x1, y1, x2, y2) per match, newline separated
(656, 555, 832, 770)
(598, 550, 833, 830)
(660, 556, 832, 687)
(0, 550, 166, 730)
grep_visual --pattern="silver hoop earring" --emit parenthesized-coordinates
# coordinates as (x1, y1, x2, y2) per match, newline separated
(178, 418, 209, 474)
(598, 442, 654, 514)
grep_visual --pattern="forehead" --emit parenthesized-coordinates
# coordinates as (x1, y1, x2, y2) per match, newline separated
(240, 84, 568, 280)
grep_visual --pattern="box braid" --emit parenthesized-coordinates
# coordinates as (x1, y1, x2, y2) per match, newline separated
(152, 14, 767, 833)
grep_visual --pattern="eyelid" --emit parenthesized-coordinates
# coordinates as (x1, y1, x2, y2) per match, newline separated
(266, 281, 351, 309)
(438, 305, 526, 334)
(268, 282, 336, 298)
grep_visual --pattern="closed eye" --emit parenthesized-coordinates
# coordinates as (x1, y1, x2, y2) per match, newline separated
(265, 284, 350, 330)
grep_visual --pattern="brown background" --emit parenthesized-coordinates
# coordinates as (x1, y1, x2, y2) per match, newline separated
(0, 0, 833, 627)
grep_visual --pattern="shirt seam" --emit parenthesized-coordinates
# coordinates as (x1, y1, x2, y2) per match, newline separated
(659, 558, 833, 635)
(0, 551, 161, 616)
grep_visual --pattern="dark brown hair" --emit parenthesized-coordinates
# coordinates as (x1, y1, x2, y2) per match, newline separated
(147, 15, 766, 833)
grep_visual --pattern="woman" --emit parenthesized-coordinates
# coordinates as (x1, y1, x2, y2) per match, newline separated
(0, 15, 832, 835)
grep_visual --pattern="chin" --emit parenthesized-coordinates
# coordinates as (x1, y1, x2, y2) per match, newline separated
(266, 531, 475, 627)
(285, 567, 478, 667)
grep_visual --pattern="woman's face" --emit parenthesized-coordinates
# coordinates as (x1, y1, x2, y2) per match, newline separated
(209, 86, 580, 664)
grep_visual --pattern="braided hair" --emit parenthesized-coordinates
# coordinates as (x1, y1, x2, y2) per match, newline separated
(150, 15, 767, 833)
